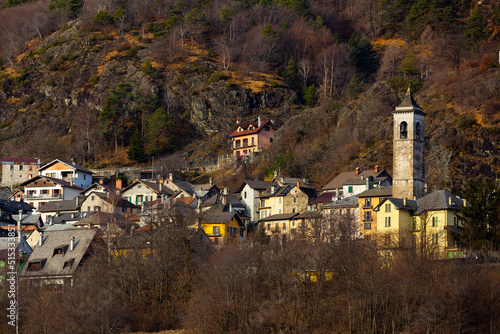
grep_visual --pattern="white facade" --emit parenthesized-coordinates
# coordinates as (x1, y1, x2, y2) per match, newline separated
(24, 179, 81, 211)
(39, 160, 93, 189)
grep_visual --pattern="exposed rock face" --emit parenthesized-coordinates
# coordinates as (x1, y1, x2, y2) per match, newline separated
(0, 22, 298, 158)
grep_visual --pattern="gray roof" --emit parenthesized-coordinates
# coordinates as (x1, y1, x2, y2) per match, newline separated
(200, 209, 244, 227)
(20, 228, 100, 279)
(295, 211, 322, 219)
(123, 180, 175, 196)
(322, 168, 391, 190)
(259, 213, 298, 222)
(240, 180, 277, 191)
(357, 186, 393, 198)
(39, 159, 93, 174)
(51, 211, 97, 225)
(414, 190, 463, 215)
(259, 185, 291, 198)
(20, 175, 83, 189)
(201, 193, 242, 208)
(322, 196, 359, 208)
(38, 196, 85, 212)
(375, 197, 418, 212)
(0, 199, 34, 214)
(394, 88, 425, 114)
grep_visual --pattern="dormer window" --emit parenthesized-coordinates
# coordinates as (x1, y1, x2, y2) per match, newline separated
(53, 245, 68, 256)
(400, 122, 408, 139)
(63, 258, 75, 269)
(415, 122, 421, 140)
(27, 259, 46, 271)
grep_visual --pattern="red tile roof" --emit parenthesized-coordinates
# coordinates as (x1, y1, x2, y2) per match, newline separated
(229, 120, 276, 138)
(1, 157, 40, 165)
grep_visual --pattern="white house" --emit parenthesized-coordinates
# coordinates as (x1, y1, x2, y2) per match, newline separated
(237, 180, 277, 226)
(20, 176, 83, 211)
(39, 159, 93, 189)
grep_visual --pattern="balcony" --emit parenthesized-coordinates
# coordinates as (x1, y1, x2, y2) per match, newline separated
(362, 205, 373, 209)
(362, 217, 373, 222)
(26, 193, 62, 199)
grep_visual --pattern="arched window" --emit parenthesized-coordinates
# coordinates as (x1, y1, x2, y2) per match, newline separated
(415, 122, 421, 140)
(400, 121, 408, 139)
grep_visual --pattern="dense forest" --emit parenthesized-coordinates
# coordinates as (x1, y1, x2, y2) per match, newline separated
(0, 0, 499, 191)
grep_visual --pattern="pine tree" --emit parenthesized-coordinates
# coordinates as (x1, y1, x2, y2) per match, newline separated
(127, 131, 146, 162)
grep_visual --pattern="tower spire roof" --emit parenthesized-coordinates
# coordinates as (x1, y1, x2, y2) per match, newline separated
(394, 87, 425, 114)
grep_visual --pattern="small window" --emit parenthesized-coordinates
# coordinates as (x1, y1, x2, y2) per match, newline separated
(213, 226, 220, 235)
(385, 217, 391, 227)
(53, 246, 68, 256)
(261, 199, 265, 207)
(432, 216, 438, 227)
(244, 192, 247, 199)
(432, 233, 438, 244)
(279, 197, 282, 203)
(63, 259, 75, 269)
(400, 121, 408, 139)
(365, 198, 371, 206)
(412, 217, 417, 230)
(364, 211, 371, 220)
(137, 185, 142, 188)
(27, 261, 44, 272)
(385, 204, 391, 212)
(19, 165, 23, 171)
(267, 223, 270, 231)
(264, 126, 270, 131)
(348, 186, 353, 193)
(415, 122, 421, 140)
(91, 195, 95, 200)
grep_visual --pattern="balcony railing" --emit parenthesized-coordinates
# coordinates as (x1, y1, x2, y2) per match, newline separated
(26, 193, 62, 199)
(363, 205, 372, 209)
(362, 217, 373, 222)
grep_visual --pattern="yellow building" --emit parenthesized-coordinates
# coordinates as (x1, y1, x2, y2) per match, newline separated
(374, 190, 464, 259)
(258, 185, 289, 219)
(357, 186, 392, 241)
(200, 210, 245, 246)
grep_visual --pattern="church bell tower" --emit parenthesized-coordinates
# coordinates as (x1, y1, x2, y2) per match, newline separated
(393, 88, 425, 199)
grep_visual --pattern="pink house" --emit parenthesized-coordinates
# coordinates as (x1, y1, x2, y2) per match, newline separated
(229, 117, 277, 157)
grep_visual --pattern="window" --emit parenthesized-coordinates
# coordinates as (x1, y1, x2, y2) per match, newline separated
(84, 175, 86, 180)
(364, 211, 371, 220)
(264, 126, 270, 131)
(41, 189, 48, 194)
(385, 217, 391, 227)
(94, 206, 101, 211)
(412, 217, 417, 230)
(432, 233, 438, 244)
(244, 192, 247, 199)
(278, 209, 282, 214)
(53, 246, 68, 256)
(91, 195, 95, 200)
(400, 121, 408, 139)
(243, 139, 248, 147)
(385, 204, 391, 212)
(28, 174, 33, 179)
(235, 140, 241, 148)
(365, 198, 371, 207)
(251, 137, 254, 146)
(261, 211, 267, 219)
(279, 197, 282, 203)
(292, 208, 295, 213)
(415, 122, 421, 139)
(28, 165, 32, 171)
(348, 186, 353, 193)
(27, 261, 44, 272)
(213, 226, 220, 235)
(260, 199, 265, 207)
(453, 216, 457, 227)
(267, 223, 270, 231)
(63, 259, 75, 269)
(19, 165, 23, 171)
(432, 216, 438, 227)
(282, 222, 286, 231)
(293, 197, 296, 203)
(365, 235, 371, 241)
(137, 185, 142, 188)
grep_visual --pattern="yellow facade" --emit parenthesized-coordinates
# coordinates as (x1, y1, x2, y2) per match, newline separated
(358, 196, 385, 240)
(202, 215, 241, 246)
(259, 196, 285, 219)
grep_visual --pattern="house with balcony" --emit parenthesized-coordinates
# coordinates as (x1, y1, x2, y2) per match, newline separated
(229, 117, 277, 157)
(39, 159, 93, 189)
(20, 176, 83, 211)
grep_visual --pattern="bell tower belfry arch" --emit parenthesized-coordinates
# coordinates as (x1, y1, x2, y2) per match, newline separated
(393, 88, 425, 199)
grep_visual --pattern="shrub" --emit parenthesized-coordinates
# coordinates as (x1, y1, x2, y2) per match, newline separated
(125, 44, 142, 57)
(142, 61, 159, 79)
(207, 71, 228, 83)
(456, 114, 477, 129)
(62, 53, 77, 61)
(302, 85, 318, 107)
(480, 54, 496, 71)
(90, 75, 99, 85)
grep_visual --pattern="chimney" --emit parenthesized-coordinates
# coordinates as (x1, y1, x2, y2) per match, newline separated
(403, 197, 407, 206)
(229, 203, 232, 212)
(297, 182, 300, 189)
(99, 178, 104, 184)
(38, 231, 43, 246)
(271, 185, 276, 193)
(71, 213, 75, 219)
(258, 116, 262, 127)
(116, 179, 122, 190)
(70, 236, 75, 251)
(17, 211, 22, 243)
(169, 173, 173, 181)
(159, 183, 163, 192)
(366, 177, 370, 190)
(76, 196, 80, 207)
(224, 187, 229, 195)
(355, 167, 360, 175)
(303, 178, 308, 184)
(375, 165, 380, 173)
(222, 195, 227, 205)
(274, 170, 278, 178)
(448, 196, 452, 206)
(209, 177, 213, 185)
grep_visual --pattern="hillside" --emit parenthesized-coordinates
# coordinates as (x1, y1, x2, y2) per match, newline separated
(0, 0, 499, 194)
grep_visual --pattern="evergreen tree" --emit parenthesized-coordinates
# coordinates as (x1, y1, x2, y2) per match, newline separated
(127, 131, 146, 162)
(348, 32, 379, 80)
(302, 85, 317, 107)
(465, 7, 489, 47)
(283, 58, 299, 89)
(457, 179, 500, 258)
(399, 49, 419, 78)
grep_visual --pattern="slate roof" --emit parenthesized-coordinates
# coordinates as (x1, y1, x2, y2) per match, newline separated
(308, 192, 333, 205)
(374, 197, 418, 212)
(20, 175, 83, 189)
(295, 211, 322, 219)
(51, 211, 96, 225)
(322, 168, 391, 190)
(238, 180, 277, 192)
(201, 193, 242, 208)
(38, 196, 85, 212)
(39, 159, 93, 174)
(259, 185, 291, 198)
(321, 196, 359, 208)
(259, 213, 298, 222)
(229, 119, 276, 138)
(122, 180, 175, 196)
(357, 186, 393, 198)
(80, 182, 120, 194)
(0, 199, 34, 214)
(394, 88, 425, 114)
(414, 190, 463, 215)
(200, 209, 244, 227)
(20, 228, 100, 279)
(93, 192, 139, 208)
